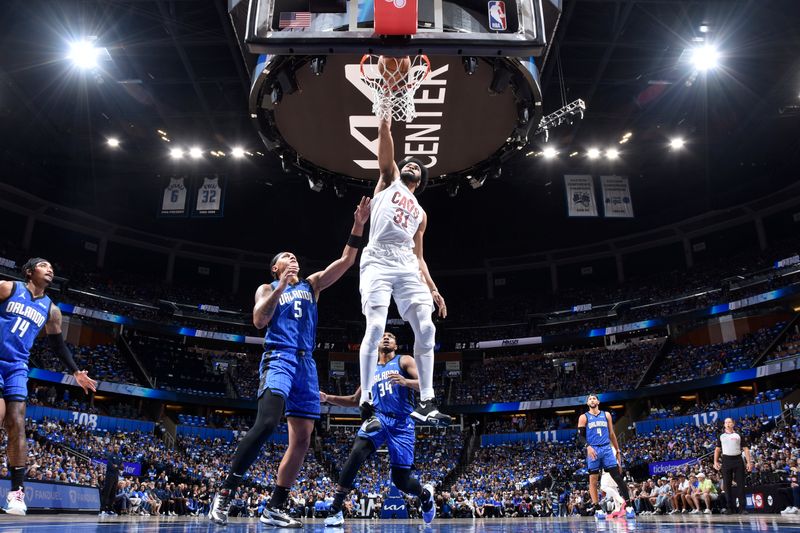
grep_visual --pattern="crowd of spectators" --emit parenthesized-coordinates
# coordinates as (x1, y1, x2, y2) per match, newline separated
(768, 327, 800, 362)
(454, 340, 661, 404)
(648, 323, 786, 386)
(31, 340, 141, 386)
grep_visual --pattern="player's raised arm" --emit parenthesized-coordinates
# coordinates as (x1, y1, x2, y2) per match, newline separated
(413, 213, 447, 319)
(376, 115, 399, 196)
(45, 305, 97, 393)
(307, 196, 370, 295)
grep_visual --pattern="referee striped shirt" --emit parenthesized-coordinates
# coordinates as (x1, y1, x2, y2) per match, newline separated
(718, 431, 747, 457)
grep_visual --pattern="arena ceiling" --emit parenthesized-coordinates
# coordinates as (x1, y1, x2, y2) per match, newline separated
(0, 0, 799, 266)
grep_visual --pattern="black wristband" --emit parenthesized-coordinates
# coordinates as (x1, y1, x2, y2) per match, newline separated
(347, 234, 363, 248)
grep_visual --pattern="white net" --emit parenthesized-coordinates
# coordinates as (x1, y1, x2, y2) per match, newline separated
(359, 54, 431, 123)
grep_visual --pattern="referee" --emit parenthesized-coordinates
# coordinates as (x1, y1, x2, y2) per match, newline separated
(714, 417, 753, 515)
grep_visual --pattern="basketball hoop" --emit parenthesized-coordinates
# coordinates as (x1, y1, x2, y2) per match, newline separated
(359, 54, 431, 123)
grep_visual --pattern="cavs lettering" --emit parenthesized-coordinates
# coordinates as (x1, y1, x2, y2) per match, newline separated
(391, 190, 421, 229)
(367, 180, 426, 247)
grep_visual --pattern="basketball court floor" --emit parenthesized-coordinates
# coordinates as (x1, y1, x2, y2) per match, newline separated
(1, 515, 799, 532)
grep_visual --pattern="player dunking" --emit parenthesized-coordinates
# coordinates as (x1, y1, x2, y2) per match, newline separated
(577, 394, 634, 519)
(208, 197, 370, 527)
(320, 332, 435, 527)
(358, 56, 450, 428)
(0, 258, 97, 515)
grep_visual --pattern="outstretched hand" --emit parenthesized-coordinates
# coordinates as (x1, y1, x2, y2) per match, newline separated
(74, 370, 98, 394)
(354, 196, 371, 226)
(432, 291, 447, 318)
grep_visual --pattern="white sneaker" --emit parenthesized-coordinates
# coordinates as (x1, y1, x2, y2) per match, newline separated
(3, 489, 26, 516)
(781, 506, 798, 515)
(421, 483, 436, 525)
(690, 509, 700, 514)
(703, 509, 711, 515)
(595, 509, 606, 520)
(324, 510, 344, 527)
(260, 506, 302, 528)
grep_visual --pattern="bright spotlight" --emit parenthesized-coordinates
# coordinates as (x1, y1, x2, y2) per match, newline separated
(587, 148, 601, 160)
(106, 138, 120, 148)
(691, 45, 720, 72)
(669, 137, 686, 150)
(542, 146, 558, 159)
(231, 147, 246, 159)
(170, 148, 184, 160)
(68, 40, 100, 70)
(606, 148, 619, 160)
(189, 147, 203, 159)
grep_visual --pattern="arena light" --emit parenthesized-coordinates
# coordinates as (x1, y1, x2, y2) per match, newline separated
(189, 147, 203, 159)
(169, 148, 184, 160)
(542, 146, 558, 159)
(669, 137, 686, 150)
(587, 147, 601, 160)
(231, 147, 246, 159)
(606, 148, 619, 160)
(106, 137, 120, 148)
(691, 45, 720, 72)
(68, 40, 100, 70)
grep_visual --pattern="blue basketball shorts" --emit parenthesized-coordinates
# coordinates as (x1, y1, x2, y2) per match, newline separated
(257, 348, 320, 420)
(0, 359, 28, 402)
(587, 443, 618, 473)
(358, 412, 415, 469)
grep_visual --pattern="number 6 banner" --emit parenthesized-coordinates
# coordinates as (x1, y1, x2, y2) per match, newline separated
(159, 176, 188, 217)
(193, 175, 226, 217)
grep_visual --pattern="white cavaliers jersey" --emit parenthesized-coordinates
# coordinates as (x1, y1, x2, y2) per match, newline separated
(196, 177, 221, 212)
(162, 178, 187, 213)
(367, 179, 425, 249)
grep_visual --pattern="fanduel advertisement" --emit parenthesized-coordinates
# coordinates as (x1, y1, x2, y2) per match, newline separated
(0, 480, 100, 511)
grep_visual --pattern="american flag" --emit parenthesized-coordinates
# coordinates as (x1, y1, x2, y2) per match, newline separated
(279, 12, 312, 29)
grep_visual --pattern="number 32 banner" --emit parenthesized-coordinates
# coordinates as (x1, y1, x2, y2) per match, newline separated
(194, 175, 226, 217)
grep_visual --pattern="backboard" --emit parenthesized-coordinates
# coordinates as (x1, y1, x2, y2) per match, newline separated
(245, 0, 547, 56)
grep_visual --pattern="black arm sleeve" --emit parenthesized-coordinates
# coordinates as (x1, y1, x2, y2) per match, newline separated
(576, 426, 587, 447)
(47, 333, 80, 374)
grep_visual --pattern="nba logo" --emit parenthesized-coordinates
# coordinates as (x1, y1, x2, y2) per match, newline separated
(488, 1, 507, 31)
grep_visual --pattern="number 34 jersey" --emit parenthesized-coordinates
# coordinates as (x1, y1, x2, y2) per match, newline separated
(367, 179, 426, 249)
(1, 282, 51, 365)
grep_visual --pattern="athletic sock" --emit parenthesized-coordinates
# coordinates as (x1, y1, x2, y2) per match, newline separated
(416, 350, 435, 401)
(222, 472, 243, 490)
(10, 466, 25, 492)
(330, 488, 348, 514)
(268, 485, 290, 509)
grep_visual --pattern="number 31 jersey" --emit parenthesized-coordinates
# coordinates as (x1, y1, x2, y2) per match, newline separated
(368, 179, 425, 248)
(1, 282, 51, 365)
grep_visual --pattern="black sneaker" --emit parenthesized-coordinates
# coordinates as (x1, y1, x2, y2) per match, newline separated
(208, 489, 232, 525)
(260, 506, 302, 528)
(411, 400, 451, 426)
(360, 402, 381, 433)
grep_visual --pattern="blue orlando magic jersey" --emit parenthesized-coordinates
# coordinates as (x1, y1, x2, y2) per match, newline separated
(585, 410, 611, 447)
(372, 354, 414, 418)
(0, 282, 52, 365)
(264, 279, 317, 352)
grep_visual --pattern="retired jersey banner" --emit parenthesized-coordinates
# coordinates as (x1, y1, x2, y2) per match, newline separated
(601, 175, 634, 218)
(160, 177, 188, 217)
(193, 175, 226, 217)
(564, 175, 598, 217)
